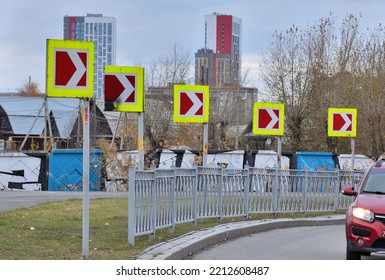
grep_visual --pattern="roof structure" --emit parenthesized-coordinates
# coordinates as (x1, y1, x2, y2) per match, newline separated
(0, 95, 79, 138)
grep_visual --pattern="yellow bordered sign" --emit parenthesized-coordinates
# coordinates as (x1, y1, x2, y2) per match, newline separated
(46, 39, 94, 98)
(104, 66, 144, 112)
(328, 108, 357, 137)
(253, 102, 285, 136)
(174, 85, 209, 123)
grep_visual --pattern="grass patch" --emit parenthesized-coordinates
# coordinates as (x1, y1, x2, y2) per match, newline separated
(0, 198, 345, 260)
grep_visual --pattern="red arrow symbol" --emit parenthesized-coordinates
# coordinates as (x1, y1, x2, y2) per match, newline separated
(333, 113, 352, 131)
(55, 50, 87, 87)
(258, 108, 279, 129)
(104, 74, 135, 103)
(180, 92, 203, 116)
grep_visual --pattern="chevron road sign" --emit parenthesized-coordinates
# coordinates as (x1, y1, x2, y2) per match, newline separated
(174, 85, 209, 123)
(253, 102, 285, 136)
(328, 108, 357, 137)
(104, 66, 144, 112)
(46, 39, 94, 98)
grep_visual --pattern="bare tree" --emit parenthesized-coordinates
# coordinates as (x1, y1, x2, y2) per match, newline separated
(260, 14, 362, 152)
(354, 25, 385, 155)
(147, 43, 193, 87)
(261, 24, 313, 151)
(144, 44, 193, 150)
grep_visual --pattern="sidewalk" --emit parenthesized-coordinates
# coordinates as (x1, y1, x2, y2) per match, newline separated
(136, 214, 345, 260)
(0, 191, 127, 212)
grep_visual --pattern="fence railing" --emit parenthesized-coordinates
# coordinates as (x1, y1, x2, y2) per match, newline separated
(128, 166, 363, 245)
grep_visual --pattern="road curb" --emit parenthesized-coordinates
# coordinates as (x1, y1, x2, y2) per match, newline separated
(136, 215, 345, 260)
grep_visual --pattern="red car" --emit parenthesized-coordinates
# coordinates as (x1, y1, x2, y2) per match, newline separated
(342, 157, 385, 260)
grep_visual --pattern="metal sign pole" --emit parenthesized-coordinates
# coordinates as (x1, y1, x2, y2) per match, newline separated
(203, 123, 208, 166)
(277, 137, 282, 170)
(82, 99, 90, 259)
(138, 112, 144, 170)
(351, 138, 355, 172)
(110, 112, 122, 149)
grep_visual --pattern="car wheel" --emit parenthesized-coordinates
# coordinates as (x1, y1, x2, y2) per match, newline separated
(346, 244, 361, 260)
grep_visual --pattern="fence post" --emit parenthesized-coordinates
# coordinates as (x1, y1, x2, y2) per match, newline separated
(128, 167, 136, 246)
(201, 167, 208, 220)
(244, 165, 250, 219)
(334, 169, 340, 211)
(150, 169, 156, 240)
(170, 166, 176, 233)
(273, 168, 278, 214)
(303, 170, 308, 214)
(218, 167, 224, 221)
(192, 165, 198, 226)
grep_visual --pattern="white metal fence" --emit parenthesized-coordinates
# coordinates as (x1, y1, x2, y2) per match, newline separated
(128, 166, 363, 245)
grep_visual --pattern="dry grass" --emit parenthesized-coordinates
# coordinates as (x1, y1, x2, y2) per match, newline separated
(0, 198, 218, 259)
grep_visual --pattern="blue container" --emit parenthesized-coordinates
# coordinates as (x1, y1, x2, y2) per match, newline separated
(48, 149, 102, 191)
(296, 151, 338, 171)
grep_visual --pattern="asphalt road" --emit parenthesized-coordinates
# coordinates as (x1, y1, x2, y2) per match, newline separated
(0, 191, 127, 212)
(186, 224, 385, 260)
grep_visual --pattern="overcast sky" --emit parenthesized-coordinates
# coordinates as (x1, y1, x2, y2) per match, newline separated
(2, 0, 385, 93)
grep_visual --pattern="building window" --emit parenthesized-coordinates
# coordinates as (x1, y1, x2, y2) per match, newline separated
(108, 23, 112, 35)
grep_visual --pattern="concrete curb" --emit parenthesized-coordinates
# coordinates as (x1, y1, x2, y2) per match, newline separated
(136, 215, 345, 260)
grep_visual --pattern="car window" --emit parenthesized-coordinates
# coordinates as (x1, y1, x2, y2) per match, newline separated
(362, 173, 385, 193)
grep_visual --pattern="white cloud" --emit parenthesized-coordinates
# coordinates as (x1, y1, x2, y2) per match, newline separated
(242, 53, 263, 85)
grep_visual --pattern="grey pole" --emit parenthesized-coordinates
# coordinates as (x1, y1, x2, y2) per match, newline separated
(277, 137, 282, 170)
(110, 112, 122, 149)
(82, 99, 90, 259)
(351, 138, 355, 172)
(128, 167, 135, 246)
(138, 112, 144, 170)
(203, 123, 208, 166)
(20, 102, 44, 151)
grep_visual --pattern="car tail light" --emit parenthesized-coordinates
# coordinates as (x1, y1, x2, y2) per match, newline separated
(353, 207, 374, 222)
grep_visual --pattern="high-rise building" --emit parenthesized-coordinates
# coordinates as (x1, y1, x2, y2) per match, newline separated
(195, 13, 242, 88)
(63, 14, 117, 99)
